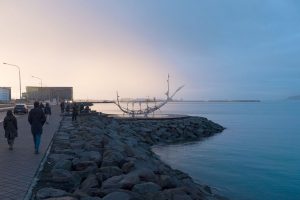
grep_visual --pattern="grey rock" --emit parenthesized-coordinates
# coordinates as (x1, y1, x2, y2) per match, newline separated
(51, 169, 81, 187)
(80, 174, 100, 192)
(121, 162, 135, 174)
(101, 150, 124, 167)
(78, 151, 102, 163)
(34, 115, 225, 200)
(102, 191, 131, 200)
(203, 185, 212, 194)
(132, 182, 161, 194)
(81, 197, 102, 200)
(53, 160, 72, 171)
(73, 159, 98, 171)
(43, 197, 77, 200)
(155, 187, 191, 200)
(159, 175, 177, 189)
(75, 165, 98, 180)
(120, 174, 140, 190)
(36, 187, 68, 200)
(53, 148, 75, 155)
(173, 194, 193, 200)
(49, 154, 74, 162)
(138, 169, 156, 182)
(70, 141, 85, 149)
(123, 144, 135, 157)
(102, 175, 124, 189)
(97, 166, 123, 180)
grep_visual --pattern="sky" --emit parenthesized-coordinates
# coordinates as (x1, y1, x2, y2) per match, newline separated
(0, 0, 299, 100)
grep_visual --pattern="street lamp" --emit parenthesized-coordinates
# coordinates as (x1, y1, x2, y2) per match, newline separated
(3, 62, 22, 99)
(32, 75, 42, 88)
(32, 75, 43, 101)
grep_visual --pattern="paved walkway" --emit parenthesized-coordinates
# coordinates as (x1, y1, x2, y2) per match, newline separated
(0, 106, 62, 200)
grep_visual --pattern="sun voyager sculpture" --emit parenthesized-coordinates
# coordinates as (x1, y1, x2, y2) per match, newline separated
(115, 75, 184, 117)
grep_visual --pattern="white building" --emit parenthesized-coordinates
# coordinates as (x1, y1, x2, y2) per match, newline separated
(0, 87, 11, 102)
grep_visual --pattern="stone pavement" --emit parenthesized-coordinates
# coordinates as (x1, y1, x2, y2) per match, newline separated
(0, 106, 62, 200)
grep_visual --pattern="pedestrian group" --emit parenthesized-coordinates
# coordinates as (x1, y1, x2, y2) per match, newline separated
(3, 101, 51, 154)
(3, 100, 87, 153)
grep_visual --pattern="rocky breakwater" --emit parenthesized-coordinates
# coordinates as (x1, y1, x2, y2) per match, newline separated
(31, 114, 226, 200)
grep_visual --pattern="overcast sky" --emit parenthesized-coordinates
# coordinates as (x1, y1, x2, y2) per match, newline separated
(0, 0, 299, 100)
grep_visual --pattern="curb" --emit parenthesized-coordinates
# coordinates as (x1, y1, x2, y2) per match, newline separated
(23, 116, 64, 200)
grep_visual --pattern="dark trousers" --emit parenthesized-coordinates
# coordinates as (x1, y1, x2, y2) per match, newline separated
(72, 113, 77, 121)
(7, 139, 14, 146)
(33, 133, 42, 151)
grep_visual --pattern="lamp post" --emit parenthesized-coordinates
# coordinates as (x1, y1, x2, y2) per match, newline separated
(3, 62, 22, 100)
(32, 75, 43, 100)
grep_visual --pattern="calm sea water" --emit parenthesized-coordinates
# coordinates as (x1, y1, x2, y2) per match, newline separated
(92, 101, 300, 200)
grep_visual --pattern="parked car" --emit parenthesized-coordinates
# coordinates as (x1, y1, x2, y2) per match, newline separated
(13, 104, 28, 114)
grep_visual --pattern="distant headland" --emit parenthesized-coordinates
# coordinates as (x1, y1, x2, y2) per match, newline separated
(287, 95, 300, 100)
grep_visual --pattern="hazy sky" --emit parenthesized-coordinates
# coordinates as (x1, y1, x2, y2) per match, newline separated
(1, 1, 299, 100)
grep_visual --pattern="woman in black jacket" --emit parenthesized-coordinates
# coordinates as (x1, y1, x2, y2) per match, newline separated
(3, 110, 18, 150)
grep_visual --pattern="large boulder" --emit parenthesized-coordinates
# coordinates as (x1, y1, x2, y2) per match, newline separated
(121, 162, 135, 174)
(154, 187, 193, 200)
(138, 168, 156, 182)
(159, 175, 178, 189)
(73, 159, 98, 171)
(36, 187, 68, 200)
(81, 197, 102, 200)
(78, 151, 102, 163)
(49, 154, 75, 162)
(132, 182, 161, 194)
(53, 160, 72, 171)
(102, 191, 131, 200)
(119, 174, 140, 190)
(51, 169, 81, 189)
(101, 150, 125, 167)
(70, 141, 85, 149)
(43, 197, 77, 200)
(97, 166, 123, 180)
(101, 175, 124, 189)
(80, 174, 100, 192)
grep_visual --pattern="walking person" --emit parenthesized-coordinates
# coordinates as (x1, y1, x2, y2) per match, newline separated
(72, 102, 78, 121)
(66, 102, 71, 113)
(44, 102, 52, 124)
(3, 110, 18, 150)
(28, 101, 46, 154)
(39, 102, 45, 112)
(60, 101, 65, 114)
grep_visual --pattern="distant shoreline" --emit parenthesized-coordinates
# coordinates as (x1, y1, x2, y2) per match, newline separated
(87, 100, 261, 104)
(116, 100, 261, 103)
(170, 100, 261, 103)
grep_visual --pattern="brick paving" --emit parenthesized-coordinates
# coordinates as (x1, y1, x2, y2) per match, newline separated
(0, 106, 62, 200)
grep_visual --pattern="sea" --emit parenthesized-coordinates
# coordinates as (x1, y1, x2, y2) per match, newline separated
(94, 101, 300, 200)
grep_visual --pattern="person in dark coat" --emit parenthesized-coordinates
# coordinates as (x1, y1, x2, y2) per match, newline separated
(60, 101, 65, 114)
(66, 102, 71, 113)
(72, 102, 78, 121)
(44, 103, 52, 124)
(39, 102, 45, 112)
(79, 103, 84, 113)
(28, 101, 46, 154)
(3, 110, 18, 150)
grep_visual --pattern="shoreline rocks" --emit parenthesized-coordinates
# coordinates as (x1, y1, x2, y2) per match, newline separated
(31, 113, 227, 200)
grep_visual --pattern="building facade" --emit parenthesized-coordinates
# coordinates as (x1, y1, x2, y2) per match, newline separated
(25, 86, 73, 101)
(0, 87, 11, 103)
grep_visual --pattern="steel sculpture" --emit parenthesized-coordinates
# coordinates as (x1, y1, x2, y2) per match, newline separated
(115, 75, 184, 117)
